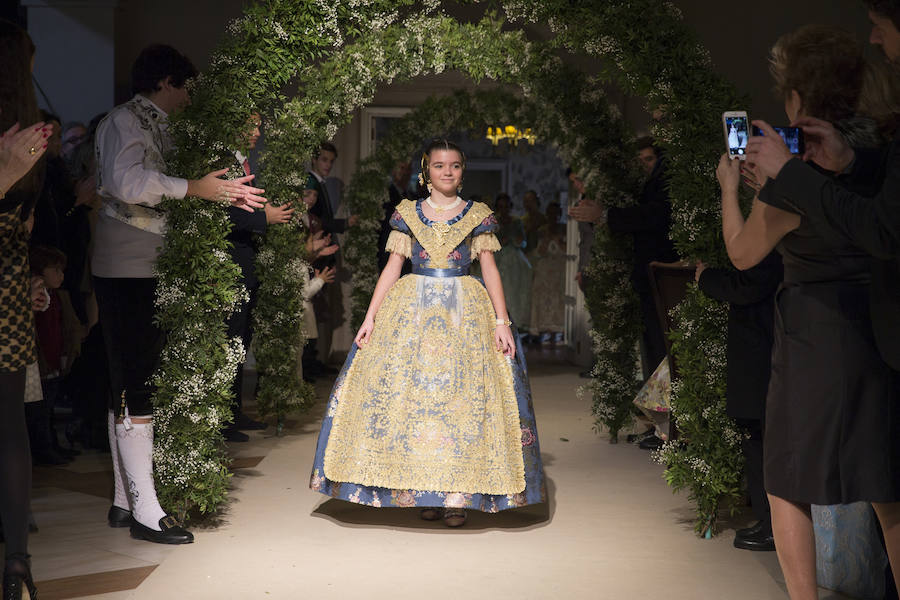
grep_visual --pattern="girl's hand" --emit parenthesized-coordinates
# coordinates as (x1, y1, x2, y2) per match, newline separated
(30, 276, 49, 311)
(716, 153, 741, 194)
(354, 317, 375, 348)
(495, 324, 516, 358)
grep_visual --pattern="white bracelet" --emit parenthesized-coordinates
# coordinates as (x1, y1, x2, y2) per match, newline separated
(495, 318, 512, 327)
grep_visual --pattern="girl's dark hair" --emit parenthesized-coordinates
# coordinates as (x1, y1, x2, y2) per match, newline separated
(0, 19, 44, 199)
(420, 139, 466, 185)
(866, 0, 900, 30)
(770, 25, 865, 124)
(29, 244, 66, 274)
(131, 44, 197, 95)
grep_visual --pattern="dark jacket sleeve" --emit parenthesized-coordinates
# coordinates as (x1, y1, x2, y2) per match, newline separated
(697, 252, 783, 306)
(606, 176, 672, 234)
(226, 205, 267, 235)
(763, 141, 900, 258)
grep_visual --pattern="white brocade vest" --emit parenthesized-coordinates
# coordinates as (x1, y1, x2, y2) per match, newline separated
(96, 95, 172, 235)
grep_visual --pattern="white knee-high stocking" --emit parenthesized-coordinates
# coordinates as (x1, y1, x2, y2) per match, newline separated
(115, 417, 166, 531)
(108, 411, 130, 511)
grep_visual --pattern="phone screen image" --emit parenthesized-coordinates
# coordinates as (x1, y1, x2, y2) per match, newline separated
(751, 125, 805, 155)
(725, 115, 749, 157)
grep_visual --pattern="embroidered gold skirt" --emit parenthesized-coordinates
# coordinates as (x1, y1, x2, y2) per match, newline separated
(310, 273, 546, 512)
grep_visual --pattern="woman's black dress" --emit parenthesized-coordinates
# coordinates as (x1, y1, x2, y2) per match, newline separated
(760, 166, 900, 505)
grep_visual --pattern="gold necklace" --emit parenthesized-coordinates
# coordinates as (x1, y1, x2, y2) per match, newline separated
(425, 196, 462, 213)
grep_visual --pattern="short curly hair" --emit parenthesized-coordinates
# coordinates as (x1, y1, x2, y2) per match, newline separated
(866, 0, 900, 30)
(131, 44, 197, 95)
(769, 25, 865, 123)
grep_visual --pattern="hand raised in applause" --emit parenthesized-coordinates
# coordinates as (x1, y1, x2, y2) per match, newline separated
(314, 266, 336, 285)
(694, 260, 707, 283)
(30, 276, 49, 312)
(0, 121, 49, 194)
(264, 201, 294, 224)
(568, 198, 606, 224)
(186, 168, 267, 212)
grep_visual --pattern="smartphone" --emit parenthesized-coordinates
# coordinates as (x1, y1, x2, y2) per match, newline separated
(723, 111, 749, 160)
(751, 125, 805, 155)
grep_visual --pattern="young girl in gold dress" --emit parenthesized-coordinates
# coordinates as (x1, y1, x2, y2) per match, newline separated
(310, 139, 546, 526)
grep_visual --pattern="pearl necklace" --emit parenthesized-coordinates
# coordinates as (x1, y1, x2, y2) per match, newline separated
(425, 196, 463, 213)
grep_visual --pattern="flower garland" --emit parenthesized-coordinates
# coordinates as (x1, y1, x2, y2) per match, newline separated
(154, 0, 748, 535)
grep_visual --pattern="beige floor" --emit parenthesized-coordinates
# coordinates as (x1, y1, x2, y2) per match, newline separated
(16, 354, 856, 599)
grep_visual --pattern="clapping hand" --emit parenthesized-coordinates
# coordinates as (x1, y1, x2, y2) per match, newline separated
(188, 168, 267, 212)
(0, 121, 49, 193)
(568, 198, 606, 224)
(264, 201, 294, 224)
(314, 266, 336, 285)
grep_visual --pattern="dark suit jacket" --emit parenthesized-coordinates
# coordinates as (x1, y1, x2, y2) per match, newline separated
(377, 183, 411, 273)
(226, 161, 267, 289)
(765, 141, 900, 370)
(607, 155, 679, 295)
(698, 252, 783, 421)
(307, 171, 347, 234)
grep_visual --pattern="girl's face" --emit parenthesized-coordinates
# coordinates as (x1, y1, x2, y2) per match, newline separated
(41, 265, 64, 289)
(427, 149, 463, 196)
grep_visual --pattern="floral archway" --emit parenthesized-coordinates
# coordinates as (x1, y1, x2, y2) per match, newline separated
(154, 0, 748, 537)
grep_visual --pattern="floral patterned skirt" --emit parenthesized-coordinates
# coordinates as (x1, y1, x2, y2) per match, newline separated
(310, 274, 546, 512)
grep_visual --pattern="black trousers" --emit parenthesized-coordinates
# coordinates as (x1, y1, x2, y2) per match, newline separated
(736, 418, 771, 527)
(0, 368, 30, 556)
(225, 283, 258, 419)
(638, 290, 667, 380)
(94, 277, 164, 416)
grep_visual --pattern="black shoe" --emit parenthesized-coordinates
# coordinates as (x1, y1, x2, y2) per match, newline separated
(235, 414, 267, 431)
(638, 434, 663, 451)
(733, 526, 775, 551)
(223, 428, 249, 442)
(108, 505, 133, 528)
(3, 553, 37, 600)
(736, 519, 767, 538)
(627, 427, 656, 444)
(130, 516, 194, 545)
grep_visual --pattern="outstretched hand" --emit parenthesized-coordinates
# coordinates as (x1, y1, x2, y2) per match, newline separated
(188, 168, 267, 212)
(265, 201, 294, 224)
(495, 325, 516, 358)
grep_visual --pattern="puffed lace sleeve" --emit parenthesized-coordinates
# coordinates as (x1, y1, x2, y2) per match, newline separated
(470, 213, 501, 260)
(385, 209, 412, 258)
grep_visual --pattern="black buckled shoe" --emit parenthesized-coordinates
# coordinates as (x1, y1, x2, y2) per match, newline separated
(736, 519, 767, 538)
(638, 434, 663, 451)
(107, 505, 133, 528)
(3, 553, 37, 600)
(130, 515, 194, 545)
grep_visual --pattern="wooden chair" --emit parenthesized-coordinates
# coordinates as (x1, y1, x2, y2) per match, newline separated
(646, 261, 696, 440)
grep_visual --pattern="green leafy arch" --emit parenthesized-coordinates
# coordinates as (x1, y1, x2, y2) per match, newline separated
(156, 0, 746, 536)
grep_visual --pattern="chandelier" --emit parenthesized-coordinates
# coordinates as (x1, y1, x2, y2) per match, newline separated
(485, 125, 537, 146)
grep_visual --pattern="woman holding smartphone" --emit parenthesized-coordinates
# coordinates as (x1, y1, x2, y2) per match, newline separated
(717, 25, 900, 599)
